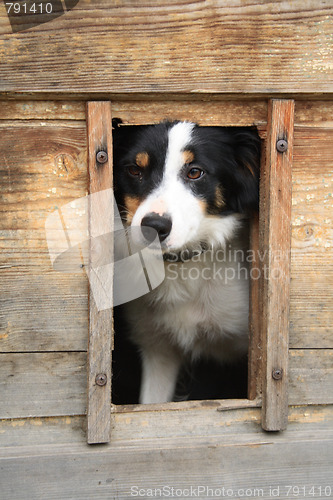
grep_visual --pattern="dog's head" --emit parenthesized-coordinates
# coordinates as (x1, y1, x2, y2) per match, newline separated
(113, 121, 260, 251)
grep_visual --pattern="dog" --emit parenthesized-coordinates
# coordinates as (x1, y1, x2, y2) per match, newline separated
(113, 121, 260, 404)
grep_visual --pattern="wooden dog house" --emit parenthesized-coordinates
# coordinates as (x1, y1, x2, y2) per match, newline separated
(0, 1, 332, 498)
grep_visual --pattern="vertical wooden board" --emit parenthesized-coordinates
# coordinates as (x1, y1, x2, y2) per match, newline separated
(248, 213, 262, 400)
(86, 102, 113, 444)
(260, 100, 295, 431)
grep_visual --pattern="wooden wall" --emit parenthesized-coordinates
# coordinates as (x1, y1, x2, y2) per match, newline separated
(0, 0, 332, 497)
(0, 100, 332, 421)
(0, 1, 332, 97)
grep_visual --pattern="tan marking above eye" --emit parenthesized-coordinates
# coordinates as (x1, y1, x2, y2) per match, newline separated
(182, 150, 195, 165)
(215, 185, 225, 209)
(135, 152, 150, 168)
(244, 162, 255, 177)
(124, 195, 141, 223)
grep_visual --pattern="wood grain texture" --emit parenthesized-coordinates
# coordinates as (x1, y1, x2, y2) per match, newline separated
(248, 213, 262, 400)
(0, 122, 89, 352)
(0, 100, 267, 124)
(86, 101, 113, 444)
(2, 100, 333, 126)
(0, 412, 332, 500)
(0, 350, 331, 420)
(0, 352, 87, 418)
(0, 1, 332, 96)
(290, 126, 333, 348)
(1, 406, 332, 449)
(289, 350, 333, 406)
(260, 100, 295, 431)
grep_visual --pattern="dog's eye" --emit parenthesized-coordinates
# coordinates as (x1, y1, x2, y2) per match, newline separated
(127, 165, 143, 178)
(187, 167, 205, 180)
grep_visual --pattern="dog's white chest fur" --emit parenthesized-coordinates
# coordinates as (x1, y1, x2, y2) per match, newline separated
(125, 234, 250, 403)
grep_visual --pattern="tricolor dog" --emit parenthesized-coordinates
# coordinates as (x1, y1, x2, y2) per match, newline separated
(113, 121, 260, 404)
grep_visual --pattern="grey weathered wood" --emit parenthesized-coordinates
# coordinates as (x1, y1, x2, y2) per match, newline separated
(260, 99, 295, 431)
(248, 210, 262, 400)
(289, 349, 333, 405)
(1, 405, 332, 449)
(0, 352, 87, 418)
(86, 101, 113, 444)
(0, 411, 332, 500)
(0, 350, 331, 420)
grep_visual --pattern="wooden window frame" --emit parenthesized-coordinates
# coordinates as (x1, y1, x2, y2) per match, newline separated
(86, 99, 294, 444)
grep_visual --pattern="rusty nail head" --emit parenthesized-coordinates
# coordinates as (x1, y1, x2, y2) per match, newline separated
(276, 139, 288, 153)
(272, 368, 283, 380)
(96, 151, 108, 164)
(95, 373, 107, 386)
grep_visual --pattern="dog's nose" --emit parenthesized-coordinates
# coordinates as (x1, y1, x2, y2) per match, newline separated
(141, 213, 172, 242)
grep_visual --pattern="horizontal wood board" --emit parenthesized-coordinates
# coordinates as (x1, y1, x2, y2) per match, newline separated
(0, 405, 332, 449)
(0, 1, 332, 96)
(0, 350, 332, 419)
(1, 100, 333, 125)
(0, 406, 332, 500)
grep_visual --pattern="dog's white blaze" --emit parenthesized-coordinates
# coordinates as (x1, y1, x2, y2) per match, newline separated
(131, 122, 201, 249)
(131, 121, 240, 250)
(164, 121, 195, 179)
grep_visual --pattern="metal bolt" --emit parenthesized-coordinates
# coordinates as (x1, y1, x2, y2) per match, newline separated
(96, 151, 108, 164)
(272, 368, 283, 380)
(276, 139, 288, 153)
(95, 373, 107, 386)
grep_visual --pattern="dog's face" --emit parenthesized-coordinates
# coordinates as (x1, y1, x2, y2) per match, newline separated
(113, 121, 260, 251)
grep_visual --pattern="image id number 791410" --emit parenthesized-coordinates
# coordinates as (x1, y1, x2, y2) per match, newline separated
(5, 3, 53, 14)
(285, 485, 332, 497)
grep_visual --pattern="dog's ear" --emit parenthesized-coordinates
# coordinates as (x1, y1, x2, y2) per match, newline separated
(228, 128, 261, 214)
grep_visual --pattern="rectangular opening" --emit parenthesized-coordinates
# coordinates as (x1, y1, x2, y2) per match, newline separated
(86, 99, 293, 442)
(110, 120, 262, 408)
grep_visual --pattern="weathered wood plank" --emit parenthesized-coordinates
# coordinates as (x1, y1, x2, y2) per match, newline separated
(290, 126, 333, 348)
(2, 100, 333, 127)
(295, 102, 333, 128)
(0, 1, 332, 96)
(86, 101, 113, 444)
(0, 122, 89, 351)
(0, 101, 86, 120)
(0, 100, 268, 125)
(0, 274, 87, 352)
(0, 352, 87, 418)
(1, 406, 332, 449)
(260, 99, 295, 431)
(248, 213, 262, 400)
(0, 350, 331, 420)
(111, 100, 268, 126)
(289, 350, 333, 406)
(0, 429, 332, 500)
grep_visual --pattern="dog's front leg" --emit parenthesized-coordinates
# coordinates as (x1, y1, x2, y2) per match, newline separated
(139, 347, 182, 404)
